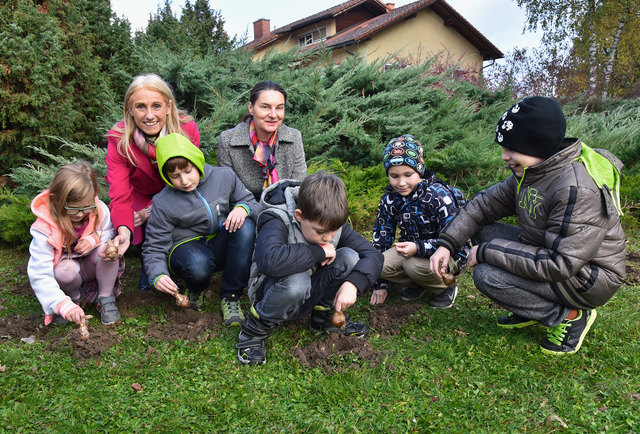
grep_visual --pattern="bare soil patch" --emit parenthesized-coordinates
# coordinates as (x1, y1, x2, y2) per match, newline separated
(4, 262, 432, 368)
(625, 252, 640, 286)
(366, 303, 424, 336)
(292, 334, 379, 374)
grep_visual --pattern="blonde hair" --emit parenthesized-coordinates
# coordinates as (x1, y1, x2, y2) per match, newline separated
(48, 161, 100, 252)
(109, 73, 193, 165)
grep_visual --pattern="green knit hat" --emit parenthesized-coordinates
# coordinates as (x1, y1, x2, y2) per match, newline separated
(156, 133, 204, 186)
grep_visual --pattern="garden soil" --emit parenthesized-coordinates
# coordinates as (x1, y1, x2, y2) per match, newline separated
(2, 263, 433, 370)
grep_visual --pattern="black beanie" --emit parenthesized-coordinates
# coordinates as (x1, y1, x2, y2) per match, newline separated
(495, 96, 567, 159)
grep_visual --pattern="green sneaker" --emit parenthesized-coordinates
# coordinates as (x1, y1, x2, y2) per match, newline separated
(497, 312, 537, 329)
(540, 309, 597, 355)
(221, 295, 245, 327)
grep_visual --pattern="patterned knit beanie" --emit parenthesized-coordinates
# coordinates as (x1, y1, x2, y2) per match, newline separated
(383, 134, 425, 175)
(495, 96, 567, 159)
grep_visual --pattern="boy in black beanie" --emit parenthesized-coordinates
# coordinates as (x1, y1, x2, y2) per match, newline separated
(430, 96, 626, 355)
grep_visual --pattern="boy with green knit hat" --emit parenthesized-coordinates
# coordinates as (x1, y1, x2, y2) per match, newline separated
(142, 133, 260, 326)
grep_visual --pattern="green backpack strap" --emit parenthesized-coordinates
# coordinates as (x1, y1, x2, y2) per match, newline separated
(577, 142, 623, 216)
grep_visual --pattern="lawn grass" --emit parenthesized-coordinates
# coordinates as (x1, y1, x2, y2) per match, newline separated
(1, 245, 639, 432)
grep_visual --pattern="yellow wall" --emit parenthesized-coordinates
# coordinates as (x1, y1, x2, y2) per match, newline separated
(252, 8, 484, 73)
(348, 9, 483, 70)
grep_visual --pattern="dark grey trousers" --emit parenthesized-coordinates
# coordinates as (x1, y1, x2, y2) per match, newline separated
(472, 223, 571, 327)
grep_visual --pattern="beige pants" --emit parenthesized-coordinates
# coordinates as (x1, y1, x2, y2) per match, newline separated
(380, 248, 458, 295)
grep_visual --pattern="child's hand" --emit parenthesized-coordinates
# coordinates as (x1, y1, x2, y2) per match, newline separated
(395, 242, 418, 259)
(320, 243, 336, 266)
(223, 207, 247, 233)
(74, 238, 92, 256)
(154, 275, 179, 296)
(64, 305, 86, 326)
(370, 289, 388, 305)
(468, 245, 479, 267)
(430, 246, 451, 278)
(134, 208, 150, 227)
(333, 281, 357, 312)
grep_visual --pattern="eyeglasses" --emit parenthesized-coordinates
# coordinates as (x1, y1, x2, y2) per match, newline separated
(64, 203, 97, 215)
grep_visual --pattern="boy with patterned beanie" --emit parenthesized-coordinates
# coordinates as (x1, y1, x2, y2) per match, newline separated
(370, 134, 470, 306)
(430, 96, 626, 355)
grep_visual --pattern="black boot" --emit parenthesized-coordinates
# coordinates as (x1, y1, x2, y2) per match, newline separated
(309, 305, 369, 338)
(236, 306, 274, 365)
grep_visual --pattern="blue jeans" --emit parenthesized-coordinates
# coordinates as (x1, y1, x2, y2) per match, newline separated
(254, 247, 359, 324)
(168, 219, 256, 299)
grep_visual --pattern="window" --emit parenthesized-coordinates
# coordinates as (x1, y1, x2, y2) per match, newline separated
(298, 27, 327, 47)
(298, 33, 313, 47)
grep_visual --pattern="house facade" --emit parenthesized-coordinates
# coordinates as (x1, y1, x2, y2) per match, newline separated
(244, 0, 503, 72)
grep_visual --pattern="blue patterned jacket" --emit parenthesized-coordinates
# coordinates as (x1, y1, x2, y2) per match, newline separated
(372, 171, 470, 291)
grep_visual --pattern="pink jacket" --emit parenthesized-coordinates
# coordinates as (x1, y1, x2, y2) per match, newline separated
(28, 191, 113, 324)
(105, 120, 200, 244)
(31, 191, 103, 264)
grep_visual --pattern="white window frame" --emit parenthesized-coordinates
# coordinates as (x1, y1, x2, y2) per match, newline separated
(297, 27, 327, 47)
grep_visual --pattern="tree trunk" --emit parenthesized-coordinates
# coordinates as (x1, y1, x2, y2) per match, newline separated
(601, 13, 627, 100)
(588, 0, 599, 96)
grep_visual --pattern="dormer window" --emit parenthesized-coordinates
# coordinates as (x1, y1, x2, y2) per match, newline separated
(298, 33, 313, 47)
(298, 27, 327, 47)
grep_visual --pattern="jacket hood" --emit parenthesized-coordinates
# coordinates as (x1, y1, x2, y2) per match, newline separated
(156, 133, 205, 187)
(259, 180, 300, 222)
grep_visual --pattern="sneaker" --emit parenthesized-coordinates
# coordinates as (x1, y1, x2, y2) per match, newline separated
(400, 287, 427, 301)
(221, 295, 245, 327)
(237, 307, 272, 365)
(309, 306, 369, 338)
(429, 285, 458, 308)
(96, 295, 121, 325)
(497, 312, 537, 329)
(188, 290, 204, 311)
(540, 309, 597, 355)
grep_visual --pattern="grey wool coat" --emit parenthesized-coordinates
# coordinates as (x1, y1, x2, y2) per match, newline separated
(217, 120, 307, 200)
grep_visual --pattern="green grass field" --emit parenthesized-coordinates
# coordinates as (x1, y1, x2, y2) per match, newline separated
(1, 238, 638, 432)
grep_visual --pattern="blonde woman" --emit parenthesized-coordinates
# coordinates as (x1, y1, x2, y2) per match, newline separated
(106, 73, 200, 288)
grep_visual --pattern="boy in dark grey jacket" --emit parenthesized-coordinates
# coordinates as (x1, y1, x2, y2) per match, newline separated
(430, 96, 625, 355)
(143, 133, 260, 326)
(236, 171, 383, 365)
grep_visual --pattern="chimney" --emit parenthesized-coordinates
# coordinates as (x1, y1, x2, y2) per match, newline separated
(386, 3, 395, 10)
(253, 19, 270, 41)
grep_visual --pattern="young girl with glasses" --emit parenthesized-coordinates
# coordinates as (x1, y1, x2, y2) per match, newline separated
(28, 161, 123, 326)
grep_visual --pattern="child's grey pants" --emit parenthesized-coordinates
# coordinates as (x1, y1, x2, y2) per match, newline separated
(254, 247, 359, 324)
(472, 223, 571, 327)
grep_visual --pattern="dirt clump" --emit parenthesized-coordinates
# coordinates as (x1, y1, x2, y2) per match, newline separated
(292, 334, 379, 373)
(49, 328, 122, 362)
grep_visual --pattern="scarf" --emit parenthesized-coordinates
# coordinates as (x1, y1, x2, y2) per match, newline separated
(133, 125, 168, 163)
(249, 119, 279, 189)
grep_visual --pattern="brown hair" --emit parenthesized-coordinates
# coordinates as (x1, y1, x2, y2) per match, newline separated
(48, 161, 100, 252)
(108, 73, 193, 165)
(161, 156, 193, 182)
(297, 171, 348, 231)
(242, 80, 288, 122)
